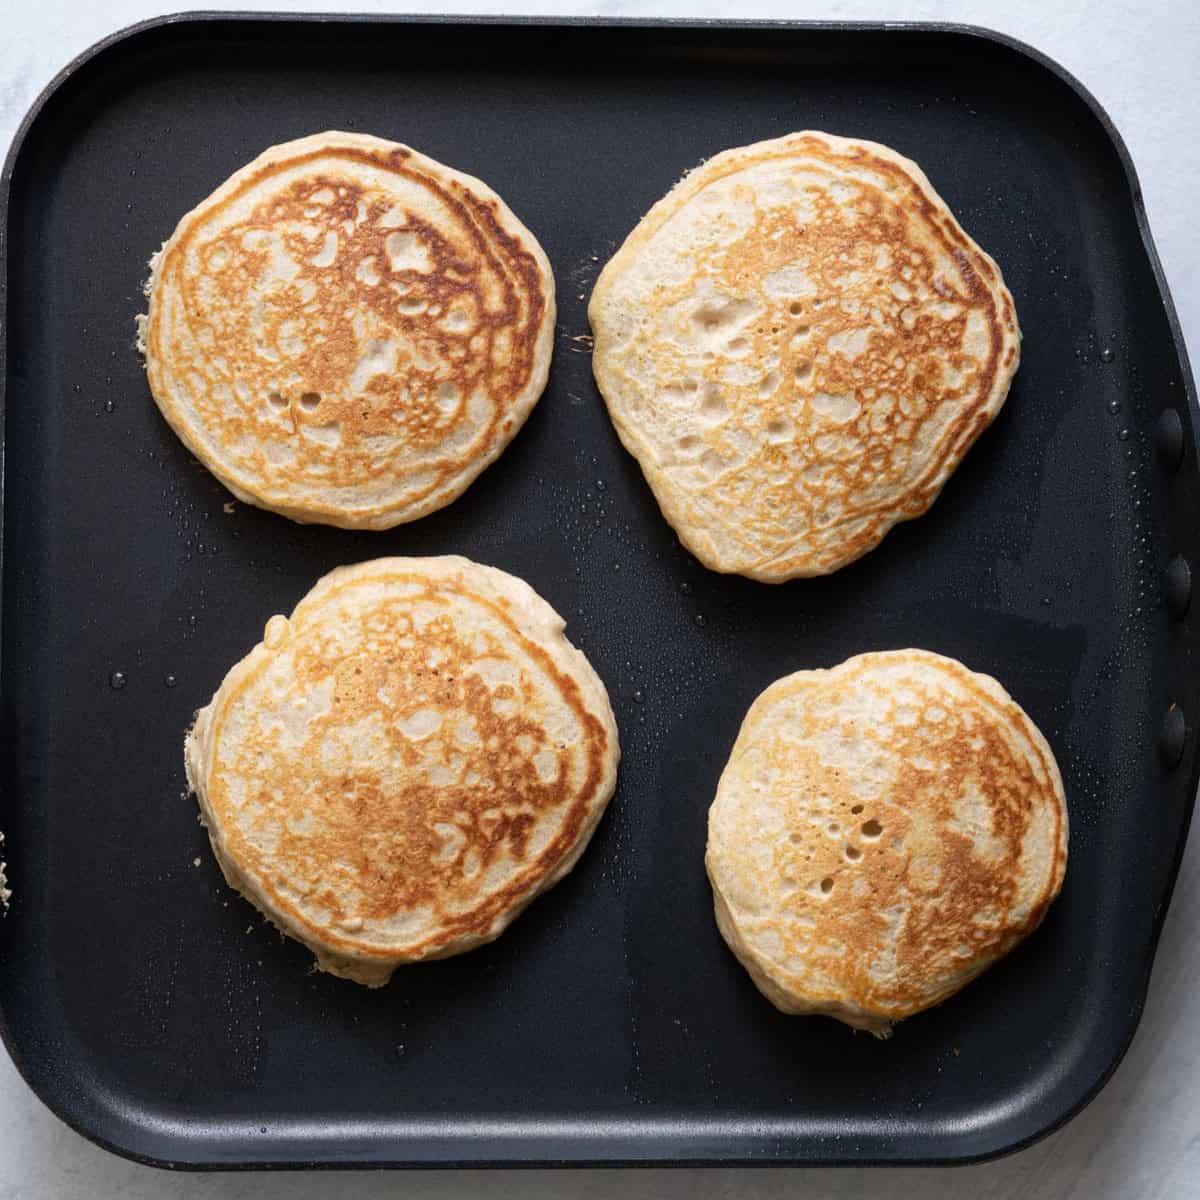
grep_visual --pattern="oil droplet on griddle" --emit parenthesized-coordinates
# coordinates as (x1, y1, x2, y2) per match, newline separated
(1107, 400, 1120, 414)
(633, 690, 645, 704)
(164, 674, 178, 688)
(109, 671, 127, 690)
(679, 582, 692, 595)
(1100, 347, 1115, 363)
(695, 613, 707, 627)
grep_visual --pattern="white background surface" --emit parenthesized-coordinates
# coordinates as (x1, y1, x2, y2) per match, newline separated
(2, 1, 1198, 1197)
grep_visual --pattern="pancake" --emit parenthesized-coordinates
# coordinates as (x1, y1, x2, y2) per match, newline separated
(705, 650, 1067, 1035)
(185, 556, 619, 985)
(139, 132, 555, 529)
(589, 131, 1020, 581)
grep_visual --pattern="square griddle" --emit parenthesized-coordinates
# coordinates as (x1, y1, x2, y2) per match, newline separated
(1, 13, 1198, 1169)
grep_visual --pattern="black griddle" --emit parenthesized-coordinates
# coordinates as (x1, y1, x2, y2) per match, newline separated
(1, 13, 1198, 1170)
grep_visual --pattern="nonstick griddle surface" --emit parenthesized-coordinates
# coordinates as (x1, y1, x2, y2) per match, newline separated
(1, 15, 1198, 1169)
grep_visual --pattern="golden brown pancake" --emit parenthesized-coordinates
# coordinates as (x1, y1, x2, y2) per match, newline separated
(706, 650, 1067, 1034)
(589, 131, 1020, 580)
(185, 556, 619, 985)
(139, 132, 555, 528)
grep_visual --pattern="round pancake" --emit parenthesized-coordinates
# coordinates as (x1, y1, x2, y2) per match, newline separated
(140, 132, 555, 529)
(706, 650, 1066, 1035)
(185, 556, 619, 985)
(589, 131, 1020, 581)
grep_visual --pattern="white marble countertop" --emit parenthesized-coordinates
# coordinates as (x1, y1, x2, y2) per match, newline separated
(2, 2, 1198, 1197)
